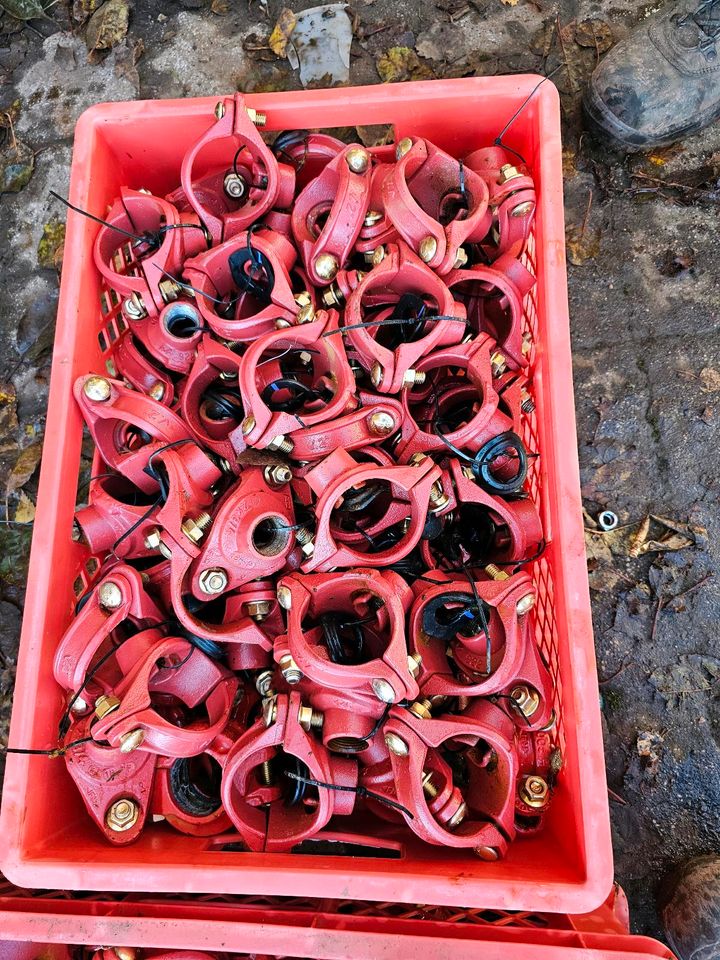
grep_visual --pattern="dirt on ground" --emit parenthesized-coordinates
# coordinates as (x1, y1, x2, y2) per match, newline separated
(0, 0, 719, 941)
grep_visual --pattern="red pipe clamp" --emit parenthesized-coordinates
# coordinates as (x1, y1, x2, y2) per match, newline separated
(464, 146, 536, 260)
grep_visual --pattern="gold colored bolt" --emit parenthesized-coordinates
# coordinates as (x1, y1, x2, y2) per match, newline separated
(115, 948, 136, 960)
(522, 331, 533, 356)
(322, 284, 343, 308)
(223, 172, 246, 199)
(214, 101, 226, 119)
(298, 703, 324, 732)
(259, 759, 274, 785)
(408, 452, 427, 466)
(98, 580, 123, 610)
(401, 368, 426, 388)
(123, 291, 147, 320)
(267, 435, 294, 455)
(245, 106, 267, 126)
(159, 278, 181, 303)
(484, 563, 510, 582)
(83, 376, 112, 402)
(429, 480, 450, 513)
(419, 236, 438, 263)
(280, 653, 303, 684)
(409, 699, 433, 720)
(446, 800, 467, 830)
(368, 411, 396, 436)
(275, 318, 292, 330)
(396, 137, 413, 159)
(510, 684, 540, 719)
(263, 696, 278, 727)
(384, 731, 409, 756)
(516, 592, 535, 616)
(453, 247, 469, 269)
(181, 512, 212, 544)
(512, 200, 534, 218)
(520, 387, 535, 414)
(371, 678, 396, 703)
(474, 845, 500, 861)
(241, 415, 256, 436)
(94, 694, 121, 719)
(346, 147, 370, 174)
(421, 770, 438, 799)
(490, 351, 507, 377)
(277, 584, 292, 610)
(370, 361, 384, 388)
(105, 797, 139, 833)
(264, 464, 292, 486)
(198, 567, 228, 595)
(520, 774, 549, 808)
(370, 245, 386, 266)
(295, 290, 312, 307)
(364, 209, 383, 226)
(314, 253, 339, 281)
(407, 652, 422, 678)
(498, 163, 522, 184)
(296, 303, 316, 324)
(119, 728, 145, 754)
(255, 670, 274, 697)
(148, 381, 165, 402)
(295, 525, 315, 558)
(247, 600, 272, 622)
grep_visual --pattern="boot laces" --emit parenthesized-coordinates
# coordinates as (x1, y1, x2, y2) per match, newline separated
(677, 0, 720, 58)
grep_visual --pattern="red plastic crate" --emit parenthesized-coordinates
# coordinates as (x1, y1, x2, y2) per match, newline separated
(0, 881, 674, 960)
(0, 76, 611, 910)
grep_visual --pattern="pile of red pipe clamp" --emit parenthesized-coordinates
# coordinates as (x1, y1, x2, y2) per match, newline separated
(60, 93, 559, 860)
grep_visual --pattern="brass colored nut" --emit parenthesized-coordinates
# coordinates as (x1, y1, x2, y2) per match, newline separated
(345, 147, 370, 174)
(255, 670, 274, 697)
(159, 278, 181, 303)
(241, 415, 256, 436)
(181, 512, 211, 544)
(402, 368, 426, 388)
(429, 481, 450, 513)
(520, 774, 549, 808)
(119, 728, 145, 754)
(297, 303, 316, 324)
(245, 106, 267, 126)
(105, 797, 139, 833)
(98, 580, 123, 611)
(510, 684, 540, 719)
(314, 253, 339, 281)
(298, 704, 324, 731)
(498, 163, 522, 184)
(263, 696, 278, 727)
(396, 137, 413, 159)
(247, 600, 272, 622)
(364, 209, 383, 226)
(484, 563, 510, 582)
(94, 694, 121, 719)
(295, 290, 312, 307)
(407, 652, 422, 678)
(453, 247, 469, 268)
(408, 452, 427, 466)
(408, 699, 433, 720)
(418, 236, 438, 263)
(277, 584, 292, 610)
(322, 284, 342, 308)
(522, 331, 533, 356)
(384, 731, 409, 756)
(83, 376, 112, 402)
(516, 592, 535, 615)
(264, 464, 292, 486)
(280, 653, 303, 684)
(368, 411, 396, 436)
(148, 381, 165, 402)
(490, 351, 507, 377)
(198, 568, 229, 595)
(267, 435, 294, 454)
(371, 245, 386, 266)
(371, 678, 396, 703)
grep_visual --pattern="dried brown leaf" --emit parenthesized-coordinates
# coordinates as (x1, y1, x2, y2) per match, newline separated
(565, 223, 600, 265)
(211, 0, 229, 12)
(700, 367, 720, 392)
(575, 18, 613, 54)
(86, 0, 129, 57)
(14, 491, 35, 524)
(268, 7, 297, 58)
(5, 442, 42, 495)
(376, 46, 433, 83)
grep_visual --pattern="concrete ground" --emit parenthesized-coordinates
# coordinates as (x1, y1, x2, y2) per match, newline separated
(1, 0, 720, 940)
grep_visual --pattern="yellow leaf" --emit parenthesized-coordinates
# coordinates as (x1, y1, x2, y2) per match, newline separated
(14, 491, 35, 524)
(376, 47, 433, 84)
(268, 8, 297, 58)
(501, 0, 519, 6)
(5, 441, 42, 495)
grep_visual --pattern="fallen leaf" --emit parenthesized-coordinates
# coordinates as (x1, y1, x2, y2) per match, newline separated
(376, 46, 433, 83)
(629, 514, 706, 557)
(71, 0, 102, 23)
(0, 139, 34, 194)
(0, 0, 52, 18)
(500, 0, 518, 6)
(37, 218, 66, 270)
(355, 123, 394, 147)
(14, 491, 35, 524)
(575, 18, 613, 54)
(86, 0, 129, 58)
(268, 7, 296, 57)
(530, 20, 555, 57)
(565, 223, 600, 265)
(0, 382, 17, 448)
(562, 148, 577, 179)
(650, 654, 720, 701)
(700, 367, 720, 393)
(211, 0, 229, 12)
(5, 442, 42, 496)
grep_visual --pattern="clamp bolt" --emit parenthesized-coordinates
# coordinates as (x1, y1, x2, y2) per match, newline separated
(159, 278, 181, 303)
(314, 253, 339, 281)
(490, 351, 507, 377)
(484, 563, 510, 582)
(446, 799, 468, 830)
(214, 101, 226, 119)
(345, 147, 370, 174)
(245, 106, 267, 126)
(105, 797, 139, 833)
(368, 411, 396, 436)
(408, 698, 433, 720)
(123, 291, 147, 321)
(98, 580, 123, 611)
(198, 568, 229, 595)
(280, 653, 303, 684)
(119, 728, 145, 754)
(474, 845, 500, 861)
(263, 696, 278, 727)
(264, 464, 292, 486)
(267, 434, 294, 455)
(83, 376, 112, 403)
(453, 247, 469, 268)
(255, 670, 274, 697)
(421, 770, 439, 799)
(520, 774, 549, 808)
(295, 525, 315, 558)
(322, 283, 343, 308)
(296, 303, 316, 324)
(148, 381, 165, 402)
(247, 600, 272, 622)
(384, 731, 409, 756)
(429, 481, 450, 513)
(418, 236, 438, 263)
(407, 652, 422, 678)
(94, 694, 121, 719)
(181, 512, 212, 544)
(241, 414, 256, 436)
(277, 584, 292, 610)
(396, 137, 413, 159)
(371, 678, 396, 703)
(510, 684, 540, 719)
(223, 172, 246, 199)
(498, 163, 522, 184)
(520, 388, 535, 414)
(402, 368, 426, 388)
(512, 200, 534, 218)
(298, 703, 324, 732)
(516, 592, 535, 615)
(364, 209, 383, 226)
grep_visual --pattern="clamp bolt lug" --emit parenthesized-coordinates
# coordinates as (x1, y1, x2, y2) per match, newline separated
(105, 797, 139, 833)
(83, 376, 112, 403)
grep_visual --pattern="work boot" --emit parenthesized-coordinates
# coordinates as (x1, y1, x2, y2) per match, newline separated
(583, 0, 720, 151)
(659, 856, 720, 960)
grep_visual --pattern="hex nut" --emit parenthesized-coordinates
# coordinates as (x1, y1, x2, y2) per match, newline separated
(510, 684, 540, 719)
(105, 798, 139, 833)
(94, 694, 121, 719)
(520, 775, 549, 808)
(198, 568, 229, 595)
(247, 600, 271, 621)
